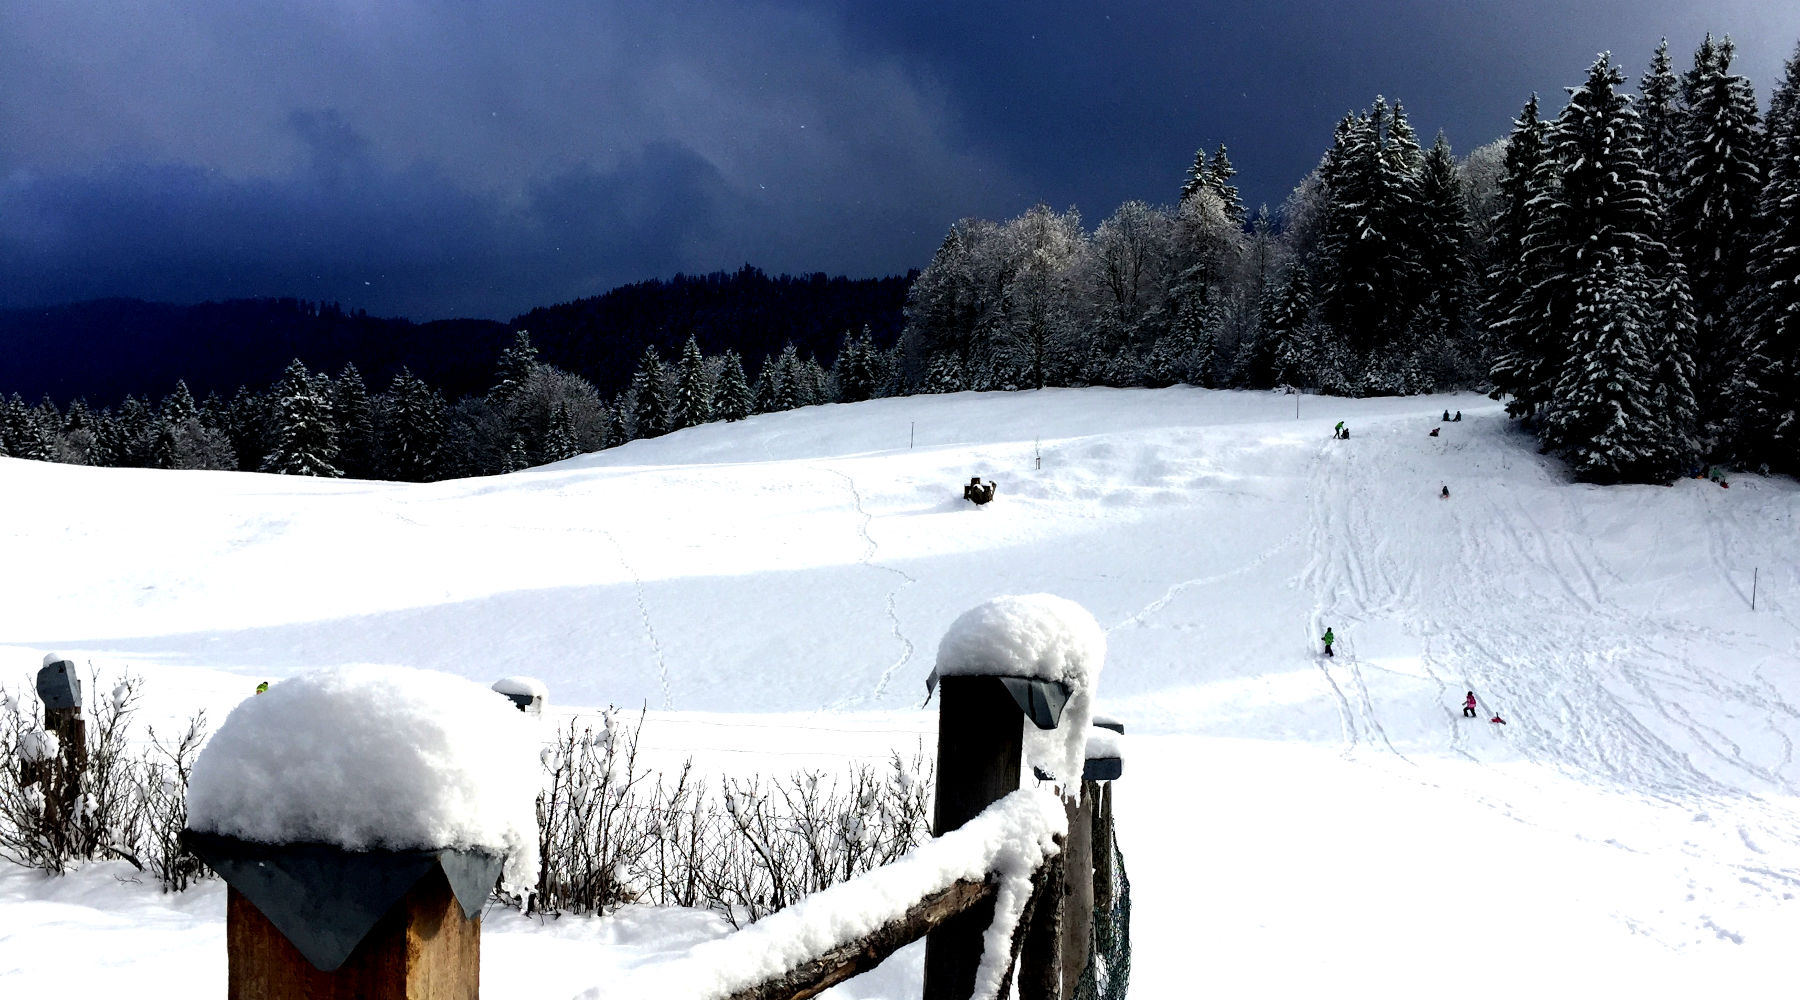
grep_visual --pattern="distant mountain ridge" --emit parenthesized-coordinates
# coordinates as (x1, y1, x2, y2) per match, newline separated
(0, 265, 913, 406)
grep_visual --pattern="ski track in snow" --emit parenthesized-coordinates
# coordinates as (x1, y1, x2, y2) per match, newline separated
(827, 467, 917, 707)
(1292, 411, 1800, 878)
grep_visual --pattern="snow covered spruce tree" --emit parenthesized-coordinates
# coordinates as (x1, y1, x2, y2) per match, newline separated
(1416, 132, 1473, 359)
(541, 404, 579, 462)
(383, 367, 444, 482)
(1639, 39, 1684, 206)
(672, 335, 713, 429)
(223, 386, 269, 472)
(1485, 95, 1557, 419)
(1548, 248, 1666, 481)
(1730, 42, 1800, 471)
(1526, 53, 1695, 481)
(148, 379, 236, 471)
(3, 393, 54, 462)
(1648, 255, 1705, 476)
(1180, 144, 1246, 226)
(490, 330, 541, 404)
(631, 345, 671, 437)
(332, 363, 377, 479)
(714, 350, 754, 421)
(1315, 99, 1431, 381)
(834, 326, 881, 404)
(1264, 267, 1316, 389)
(1670, 34, 1765, 414)
(757, 343, 804, 413)
(261, 359, 341, 477)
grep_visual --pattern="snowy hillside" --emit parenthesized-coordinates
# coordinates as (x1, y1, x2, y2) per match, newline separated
(3, 386, 1798, 997)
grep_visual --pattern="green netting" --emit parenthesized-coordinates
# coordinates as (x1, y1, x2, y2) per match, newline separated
(1073, 810, 1130, 999)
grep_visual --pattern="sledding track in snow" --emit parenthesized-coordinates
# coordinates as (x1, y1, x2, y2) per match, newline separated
(1290, 406, 1800, 865)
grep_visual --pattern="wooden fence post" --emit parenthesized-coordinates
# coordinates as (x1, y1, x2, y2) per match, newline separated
(1059, 780, 1097, 991)
(1017, 846, 1065, 1000)
(33, 658, 87, 854)
(1092, 782, 1115, 915)
(225, 866, 478, 1000)
(923, 676, 1024, 1000)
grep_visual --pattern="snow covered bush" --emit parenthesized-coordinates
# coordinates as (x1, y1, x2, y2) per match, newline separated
(0, 668, 152, 875)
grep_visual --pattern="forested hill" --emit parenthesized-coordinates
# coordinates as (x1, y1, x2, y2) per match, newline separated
(512, 266, 913, 397)
(0, 266, 913, 407)
(0, 298, 510, 407)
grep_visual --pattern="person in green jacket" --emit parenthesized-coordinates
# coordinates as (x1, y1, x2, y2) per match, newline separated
(1321, 626, 1336, 657)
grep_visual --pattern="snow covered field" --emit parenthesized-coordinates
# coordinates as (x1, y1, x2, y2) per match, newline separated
(3, 386, 1798, 997)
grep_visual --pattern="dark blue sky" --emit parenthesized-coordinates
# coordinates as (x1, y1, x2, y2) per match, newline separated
(4, 1, 1798, 320)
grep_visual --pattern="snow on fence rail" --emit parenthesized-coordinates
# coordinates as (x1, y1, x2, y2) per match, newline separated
(609, 787, 1068, 1000)
(607, 593, 1128, 1000)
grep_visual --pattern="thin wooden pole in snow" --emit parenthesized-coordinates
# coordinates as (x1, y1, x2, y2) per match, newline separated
(910, 422, 915, 449)
(1752, 567, 1758, 611)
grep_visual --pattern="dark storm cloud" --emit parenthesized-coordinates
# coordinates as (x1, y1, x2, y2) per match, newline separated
(3, 1, 1798, 319)
(1, 115, 742, 319)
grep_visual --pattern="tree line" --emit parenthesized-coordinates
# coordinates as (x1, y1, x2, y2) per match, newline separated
(0, 325, 902, 480)
(901, 35, 1800, 483)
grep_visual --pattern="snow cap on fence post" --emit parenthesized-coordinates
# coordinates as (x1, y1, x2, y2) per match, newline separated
(184, 663, 542, 980)
(491, 675, 548, 716)
(931, 593, 1105, 798)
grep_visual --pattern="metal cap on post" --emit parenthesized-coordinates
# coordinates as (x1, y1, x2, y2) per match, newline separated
(36, 655, 82, 712)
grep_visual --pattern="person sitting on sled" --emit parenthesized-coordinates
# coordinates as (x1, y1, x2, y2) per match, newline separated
(1463, 691, 1477, 718)
(1491, 714, 1507, 725)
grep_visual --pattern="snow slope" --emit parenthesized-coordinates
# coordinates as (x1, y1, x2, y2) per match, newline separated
(2, 387, 1798, 997)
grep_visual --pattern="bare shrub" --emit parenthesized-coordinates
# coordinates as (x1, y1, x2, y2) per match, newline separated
(0, 669, 210, 889)
(529, 708, 933, 928)
(140, 711, 210, 891)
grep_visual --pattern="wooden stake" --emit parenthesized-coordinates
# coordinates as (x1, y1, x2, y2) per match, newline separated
(923, 676, 1023, 1000)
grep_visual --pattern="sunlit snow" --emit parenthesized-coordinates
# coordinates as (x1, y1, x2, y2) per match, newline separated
(2, 386, 1797, 998)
